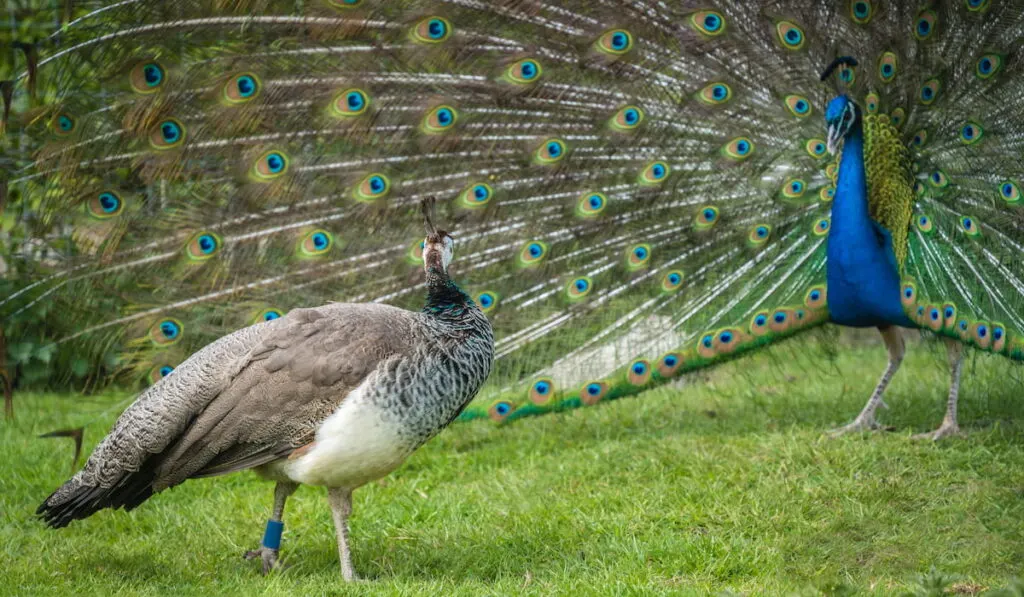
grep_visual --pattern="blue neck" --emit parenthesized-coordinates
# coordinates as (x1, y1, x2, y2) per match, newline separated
(826, 120, 915, 328)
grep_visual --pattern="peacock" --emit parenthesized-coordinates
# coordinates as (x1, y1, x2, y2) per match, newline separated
(38, 198, 495, 580)
(3, 0, 1024, 448)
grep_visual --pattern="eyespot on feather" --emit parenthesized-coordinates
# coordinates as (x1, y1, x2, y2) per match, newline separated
(925, 304, 943, 332)
(661, 270, 684, 292)
(748, 224, 771, 247)
(959, 215, 981, 237)
(609, 105, 644, 132)
(329, 88, 370, 118)
(250, 150, 290, 181)
(819, 186, 835, 202)
(657, 352, 684, 378)
(960, 122, 984, 145)
(518, 241, 548, 267)
(690, 11, 725, 36)
(812, 218, 830, 236)
(991, 323, 1007, 353)
(776, 22, 805, 50)
(998, 181, 1020, 205)
(695, 206, 719, 230)
(769, 308, 796, 333)
(942, 303, 957, 331)
(697, 82, 732, 106)
(51, 112, 77, 137)
(976, 54, 1002, 79)
(149, 318, 183, 346)
(805, 138, 827, 159)
(87, 191, 124, 219)
(784, 95, 812, 118)
(915, 214, 934, 234)
(864, 92, 879, 114)
(475, 291, 499, 313)
(504, 58, 542, 85)
(534, 138, 567, 165)
(971, 321, 992, 349)
(919, 78, 941, 105)
(878, 52, 897, 82)
(627, 360, 651, 386)
(890, 107, 905, 127)
(148, 364, 176, 385)
(298, 229, 334, 257)
(565, 277, 592, 301)
(458, 183, 493, 209)
(900, 281, 917, 309)
(150, 119, 186, 150)
(850, 0, 873, 24)
(804, 286, 827, 309)
(928, 170, 949, 189)
(576, 192, 607, 218)
(221, 72, 260, 104)
(580, 381, 610, 405)
(407, 239, 425, 265)
(254, 308, 284, 324)
(914, 10, 937, 41)
(721, 137, 754, 160)
(353, 173, 390, 202)
(965, 0, 990, 12)
(595, 29, 634, 55)
(412, 17, 452, 43)
(528, 378, 556, 406)
(488, 400, 514, 422)
(750, 311, 771, 336)
(130, 61, 166, 94)
(422, 105, 458, 134)
(780, 179, 806, 200)
(185, 231, 222, 261)
(625, 244, 651, 271)
(638, 161, 669, 185)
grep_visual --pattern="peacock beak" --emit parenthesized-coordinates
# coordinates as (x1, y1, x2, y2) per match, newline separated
(826, 123, 842, 155)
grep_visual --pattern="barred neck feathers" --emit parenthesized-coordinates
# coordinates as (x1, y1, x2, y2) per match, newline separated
(424, 266, 475, 320)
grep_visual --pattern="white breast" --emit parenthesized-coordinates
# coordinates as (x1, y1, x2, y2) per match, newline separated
(273, 379, 413, 489)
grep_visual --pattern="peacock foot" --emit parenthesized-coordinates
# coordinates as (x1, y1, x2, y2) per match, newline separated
(912, 421, 962, 441)
(828, 415, 884, 437)
(244, 546, 282, 575)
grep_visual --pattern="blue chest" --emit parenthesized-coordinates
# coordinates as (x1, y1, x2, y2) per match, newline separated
(825, 130, 914, 329)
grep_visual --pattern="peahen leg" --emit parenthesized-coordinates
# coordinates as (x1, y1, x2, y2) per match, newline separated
(829, 326, 905, 436)
(913, 339, 965, 441)
(327, 487, 359, 582)
(245, 481, 299, 575)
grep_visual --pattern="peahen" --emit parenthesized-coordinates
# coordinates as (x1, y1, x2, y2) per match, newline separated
(37, 198, 495, 580)
(2, 1, 1024, 443)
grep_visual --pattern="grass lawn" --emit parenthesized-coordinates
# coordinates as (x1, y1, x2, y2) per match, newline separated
(2, 331, 1024, 596)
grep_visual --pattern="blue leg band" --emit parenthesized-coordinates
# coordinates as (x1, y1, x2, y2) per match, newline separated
(262, 519, 284, 550)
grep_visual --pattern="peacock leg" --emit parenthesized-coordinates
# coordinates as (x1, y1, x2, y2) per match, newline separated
(913, 338, 965, 441)
(829, 326, 905, 436)
(245, 481, 299, 575)
(327, 486, 359, 581)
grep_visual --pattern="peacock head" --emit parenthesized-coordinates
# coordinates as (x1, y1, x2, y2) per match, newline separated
(420, 197, 455, 274)
(824, 94, 859, 155)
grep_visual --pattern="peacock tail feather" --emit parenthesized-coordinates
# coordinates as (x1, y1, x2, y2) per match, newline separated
(2, 0, 1023, 424)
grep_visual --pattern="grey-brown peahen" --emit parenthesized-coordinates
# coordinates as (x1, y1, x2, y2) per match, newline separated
(3, 3, 1024, 444)
(37, 198, 495, 580)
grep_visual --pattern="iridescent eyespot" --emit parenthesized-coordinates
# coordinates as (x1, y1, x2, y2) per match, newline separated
(422, 105, 458, 134)
(505, 58, 542, 84)
(52, 112, 76, 136)
(250, 150, 289, 181)
(785, 95, 812, 118)
(580, 381, 610, 405)
(697, 82, 732, 106)
(971, 322, 992, 349)
(924, 305, 943, 331)
(915, 10, 937, 40)
(999, 181, 1020, 205)
(534, 138, 567, 164)
(518, 240, 548, 266)
(691, 11, 726, 36)
(130, 61, 166, 94)
(992, 324, 1007, 352)
(576, 192, 607, 218)
(722, 137, 754, 160)
(566, 277, 592, 301)
(928, 170, 949, 189)
(596, 29, 633, 55)
(475, 291, 499, 313)
(976, 54, 1002, 79)
(657, 353, 684, 378)
(528, 378, 556, 406)
(769, 309, 796, 333)
(695, 206, 719, 230)
(330, 88, 370, 118)
(806, 138, 827, 158)
(919, 78, 940, 105)
(804, 286, 827, 309)
(850, 0, 873, 24)
(412, 17, 452, 43)
(826, 163, 838, 181)
(150, 118, 186, 149)
(813, 218, 830, 236)
(221, 72, 260, 104)
(781, 179, 806, 199)
(353, 173, 390, 202)
(299, 229, 334, 256)
(890, 107, 905, 127)
(626, 244, 651, 270)
(458, 182, 493, 209)
(407, 239, 425, 265)
(149, 364, 175, 384)
(776, 21, 805, 50)
(960, 216, 981, 237)
(185, 231, 222, 261)
(878, 52, 897, 82)
(960, 122, 984, 145)
(489, 400, 514, 422)
(610, 105, 644, 132)
(256, 308, 283, 323)
(627, 359, 651, 386)
(942, 303, 957, 329)
(748, 224, 772, 247)
(900, 281, 917, 307)
(326, 0, 363, 7)
(838, 64, 856, 85)
(88, 191, 124, 219)
(639, 160, 669, 185)
(697, 332, 716, 358)
(750, 311, 771, 336)
(819, 186, 835, 202)
(864, 92, 879, 114)
(911, 128, 928, 148)
(916, 214, 934, 233)
(149, 318, 183, 346)
(966, 0, 991, 12)
(662, 270, 684, 292)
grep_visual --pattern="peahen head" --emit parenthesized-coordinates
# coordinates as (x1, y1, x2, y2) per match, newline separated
(420, 197, 454, 274)
(824, 95, 859, 155)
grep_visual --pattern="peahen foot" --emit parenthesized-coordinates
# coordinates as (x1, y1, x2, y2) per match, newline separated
(244, 546, 282, 575)
(912, 421, 962, 441)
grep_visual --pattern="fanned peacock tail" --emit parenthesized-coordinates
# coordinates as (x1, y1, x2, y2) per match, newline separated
(2, 1, 1023, 425)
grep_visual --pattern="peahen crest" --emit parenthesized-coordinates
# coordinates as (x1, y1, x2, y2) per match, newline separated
(2, 0, 1023, 424)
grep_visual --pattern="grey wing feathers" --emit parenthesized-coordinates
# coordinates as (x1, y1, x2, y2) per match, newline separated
(39, 303, 421, 527)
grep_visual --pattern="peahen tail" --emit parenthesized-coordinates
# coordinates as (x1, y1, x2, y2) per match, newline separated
(2, 1, 1023, 424)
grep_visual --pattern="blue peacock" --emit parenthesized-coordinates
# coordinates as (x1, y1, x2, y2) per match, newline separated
(2, 0, 1024, 442)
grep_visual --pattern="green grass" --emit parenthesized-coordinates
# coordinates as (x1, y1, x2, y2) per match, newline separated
(3, 331, 1024, 596)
